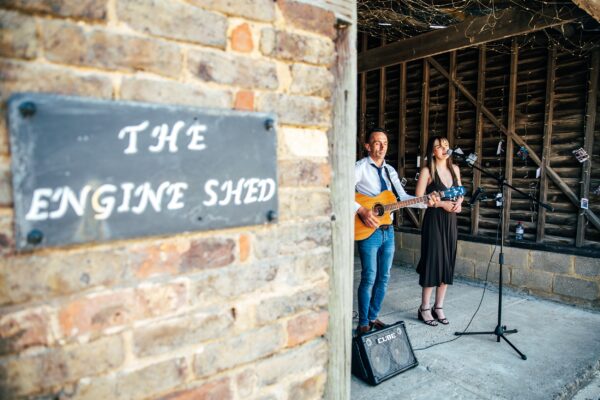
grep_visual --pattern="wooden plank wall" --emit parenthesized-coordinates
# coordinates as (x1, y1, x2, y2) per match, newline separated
(357, 32, 600, 252)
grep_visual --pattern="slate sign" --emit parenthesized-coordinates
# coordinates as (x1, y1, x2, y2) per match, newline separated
(8, 93, 278, 250)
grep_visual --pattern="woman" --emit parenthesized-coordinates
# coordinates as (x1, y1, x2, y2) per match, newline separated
(415, 136, 463, 326)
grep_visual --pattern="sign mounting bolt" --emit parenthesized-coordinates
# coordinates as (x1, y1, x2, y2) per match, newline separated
(19, 101, 36, 118)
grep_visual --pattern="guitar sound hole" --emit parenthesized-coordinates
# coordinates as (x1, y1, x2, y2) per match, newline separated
(373, 204, 384, 217)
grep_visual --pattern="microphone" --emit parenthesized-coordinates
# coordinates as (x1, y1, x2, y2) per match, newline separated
(447, 148, 477, 166)
(469, 187, 485, 205)
(446, 148, 463, 157)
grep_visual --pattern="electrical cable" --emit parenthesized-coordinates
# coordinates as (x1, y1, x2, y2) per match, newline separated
(350, 213, 502, 351)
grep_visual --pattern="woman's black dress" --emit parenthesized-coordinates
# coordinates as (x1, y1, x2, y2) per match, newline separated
(416, 171, 458, 287)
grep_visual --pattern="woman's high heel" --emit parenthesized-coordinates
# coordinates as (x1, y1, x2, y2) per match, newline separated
(418, 307, 438, 326)
(432, 307, 449, 325)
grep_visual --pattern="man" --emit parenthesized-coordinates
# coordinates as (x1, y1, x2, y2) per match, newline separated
(355, 128, 432, 335)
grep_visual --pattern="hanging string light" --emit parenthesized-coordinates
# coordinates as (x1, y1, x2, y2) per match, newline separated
(358, 0, 599, 56)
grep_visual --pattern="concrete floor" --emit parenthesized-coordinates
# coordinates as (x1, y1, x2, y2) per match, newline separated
(351, 259, 600, 400)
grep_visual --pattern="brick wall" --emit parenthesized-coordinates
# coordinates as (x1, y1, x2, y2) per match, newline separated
(396, 232, 600, 307)
(0, 1, 338, 398)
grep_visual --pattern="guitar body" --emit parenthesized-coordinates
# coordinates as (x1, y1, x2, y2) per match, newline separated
(354, 186, 465, 241)
(355, 190, 397, 241)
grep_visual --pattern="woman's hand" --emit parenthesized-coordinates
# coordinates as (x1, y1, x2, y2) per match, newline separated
(438, 201, 456, 212)
(451, 202, 462, 213)
(451, 197, 462, 213)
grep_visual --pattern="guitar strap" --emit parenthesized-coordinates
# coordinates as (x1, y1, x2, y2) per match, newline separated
(384, 166, 401, 201)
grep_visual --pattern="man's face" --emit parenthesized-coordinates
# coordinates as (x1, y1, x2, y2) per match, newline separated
(366, 131, 388, 161)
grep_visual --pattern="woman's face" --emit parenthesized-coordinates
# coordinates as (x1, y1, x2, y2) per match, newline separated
(432, 138, 450, 160)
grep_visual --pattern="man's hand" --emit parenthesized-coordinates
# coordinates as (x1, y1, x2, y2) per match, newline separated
(357, 206, 379, 229)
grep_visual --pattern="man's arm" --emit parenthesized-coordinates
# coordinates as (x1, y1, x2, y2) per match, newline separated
(355, 161, 379, 228)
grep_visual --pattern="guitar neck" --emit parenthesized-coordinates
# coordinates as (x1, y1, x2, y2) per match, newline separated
(384, 195, 429, 213)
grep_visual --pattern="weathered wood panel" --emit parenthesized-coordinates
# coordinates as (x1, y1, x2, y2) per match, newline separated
(360, 28, 600, 253)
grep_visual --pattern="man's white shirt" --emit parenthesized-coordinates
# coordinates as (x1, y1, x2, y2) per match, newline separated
(354, 156, 427, 214)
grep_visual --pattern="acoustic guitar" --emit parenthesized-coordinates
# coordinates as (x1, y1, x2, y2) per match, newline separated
(354, 186, 466, 241)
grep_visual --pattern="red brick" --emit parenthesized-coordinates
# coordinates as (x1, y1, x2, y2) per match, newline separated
(260, 28, 335, 66)
(193, 324, 285, 377)
(74, 357, 186, 399)
(278, 0, 336, 38)
(132, 241, 182, 279)
(58, 291, 133, 337)
(0, 115, 7, 155)
(121, 77, 232, 109)
(134, 282, 187, 319)
(132, 310, 234, 357)
(253, 221, 332, 259)
(256, 92, 331, 128)
(256, 283, 328, 323)
(239, 234, 251, 262)
(117, 0, 226, 47)
(234, 90, 254, 111)
(0, 307, 53, 355)
(0, 59, 113, 103)
(41, 20, 182, 78)
(0, 10, 37, 59)
(286, 310, 328, 347)
(188, 49, 277, 90)
(235, 368, 257, 398)
(1, 335, 124, 397)
(0, 211, 13, 256)
(289, 373, 326, 400)
(158, 377, 232, 400)
(0, 246, 129, 306)
(0, 155, 11, 207)
(231, 23, 253, 52)
(6, 0, 108, 20)
(189, 0, 275, 22)
(180, 238, 235, 272)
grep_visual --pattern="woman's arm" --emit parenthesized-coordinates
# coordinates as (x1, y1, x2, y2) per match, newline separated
(451, 165, 463, 213)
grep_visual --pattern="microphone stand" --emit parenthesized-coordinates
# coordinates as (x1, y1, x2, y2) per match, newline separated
(452, 153, 553, 360)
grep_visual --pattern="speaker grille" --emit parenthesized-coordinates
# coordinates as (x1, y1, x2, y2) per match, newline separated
(352, 321, 418, 385)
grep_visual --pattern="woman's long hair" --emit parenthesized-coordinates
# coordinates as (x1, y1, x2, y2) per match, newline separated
(425, 136, 456, 185)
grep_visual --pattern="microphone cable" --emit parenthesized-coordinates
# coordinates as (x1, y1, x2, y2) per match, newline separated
(413, 215, 502, 351)
(351, 209, 503, 352)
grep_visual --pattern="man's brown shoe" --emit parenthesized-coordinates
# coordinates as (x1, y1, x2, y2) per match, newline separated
(356, 325, 371, 335)
(370, 319, 388, 330)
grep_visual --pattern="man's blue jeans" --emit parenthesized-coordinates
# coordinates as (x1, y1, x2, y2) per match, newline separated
(357, 226, 395, 327)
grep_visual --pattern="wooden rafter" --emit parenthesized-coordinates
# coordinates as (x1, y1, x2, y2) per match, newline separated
(576, 49, 600, 246)
(358, 7, 584, 73)
(426, 56, 600, 233)
(536, 45, 557, 243)
(471, 45, 486, 235)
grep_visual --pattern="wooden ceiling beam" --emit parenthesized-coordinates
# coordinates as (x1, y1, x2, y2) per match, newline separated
(358, 6, 584, 73)
(427, 56, 600, 233)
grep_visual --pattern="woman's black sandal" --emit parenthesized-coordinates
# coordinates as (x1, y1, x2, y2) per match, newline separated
(418, 307, 438, 326)
(432, 307, 449, 325)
